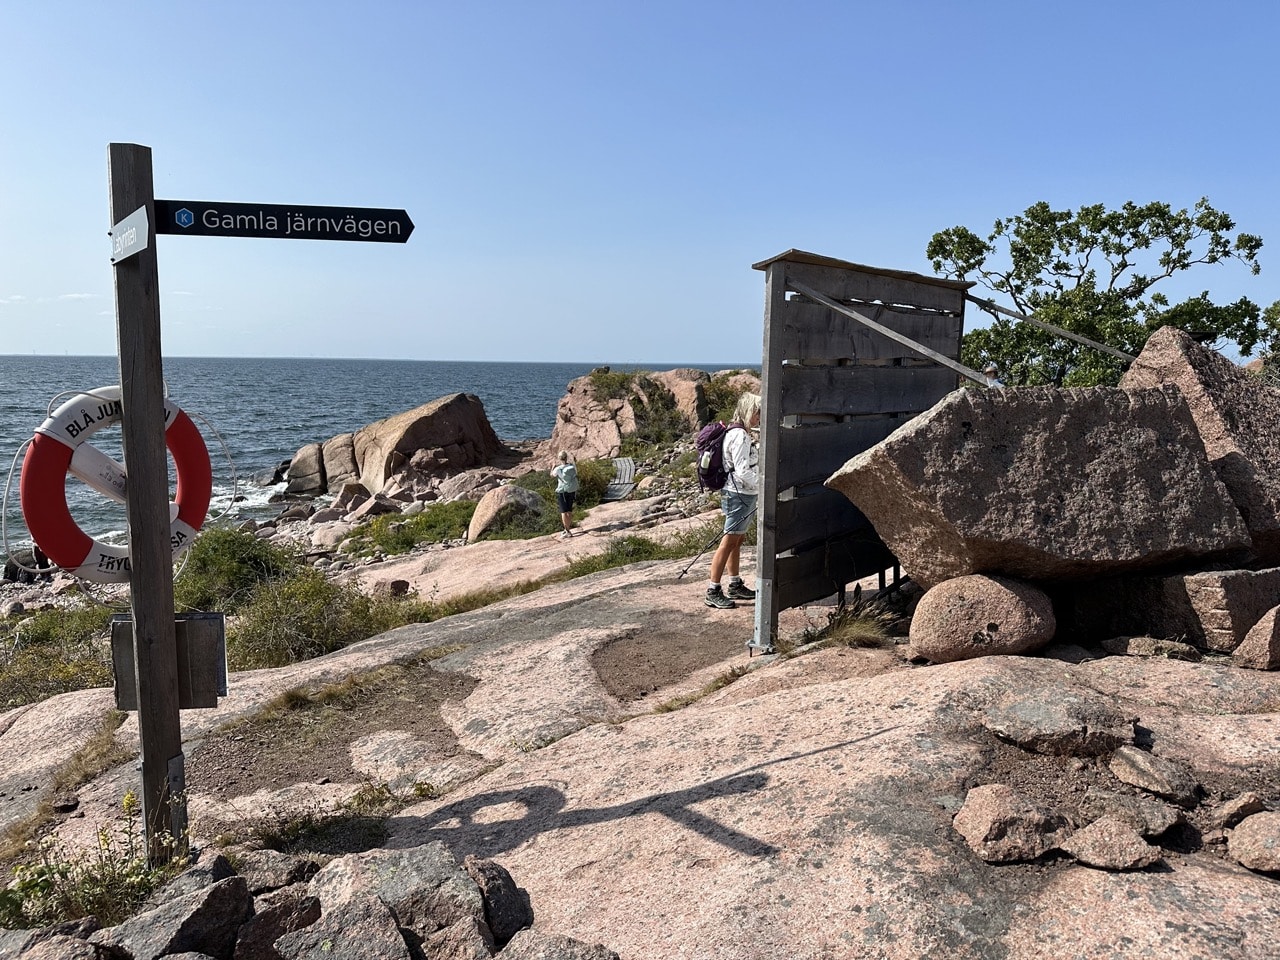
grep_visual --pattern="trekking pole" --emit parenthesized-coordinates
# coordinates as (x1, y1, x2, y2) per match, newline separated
(675, 506, 758, 580)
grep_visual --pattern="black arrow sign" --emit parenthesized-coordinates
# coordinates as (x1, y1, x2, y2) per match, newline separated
(153, 199, 414, 243)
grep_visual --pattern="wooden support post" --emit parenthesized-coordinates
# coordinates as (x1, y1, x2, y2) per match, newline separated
(752, 261, 788, 653)
(107, 143, 186, 864)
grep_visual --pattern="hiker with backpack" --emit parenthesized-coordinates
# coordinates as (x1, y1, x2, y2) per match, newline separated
(700, 391, 761, 609)
(551, 450, 580, 540)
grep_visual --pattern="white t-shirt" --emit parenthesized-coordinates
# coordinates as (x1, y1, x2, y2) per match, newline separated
(722, 426, 758, 495)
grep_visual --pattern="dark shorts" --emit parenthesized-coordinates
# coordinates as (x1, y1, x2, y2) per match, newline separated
(557, 491, 576, 514)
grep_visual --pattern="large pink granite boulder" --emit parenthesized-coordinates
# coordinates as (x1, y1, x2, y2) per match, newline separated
(354, 393, 503, 496)
(826, 384, 1251, 588)
(1120, 326, 1280, 564)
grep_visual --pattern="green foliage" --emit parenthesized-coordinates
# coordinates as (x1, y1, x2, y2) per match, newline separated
(174, 527, 299, 613)
(227, 568, 436, 669)
(0, 604, 114, 709)
(630, 375, 686, 446)
(341, 500, 476, 557)
(928, 198, 1280, 386)
(704, 372, 756, 424)
(0, 792, 181, 928)
(589, 369, 636, 400)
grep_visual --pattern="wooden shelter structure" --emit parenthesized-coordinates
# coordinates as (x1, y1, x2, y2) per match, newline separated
(750, 250, 975, 651)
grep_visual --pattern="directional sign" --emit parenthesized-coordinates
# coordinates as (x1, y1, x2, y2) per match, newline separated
(153, 199, 413, 243)
(109, 205, 150, 263)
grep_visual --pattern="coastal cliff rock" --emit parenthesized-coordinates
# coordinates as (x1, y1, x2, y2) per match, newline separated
(547, 368, 760, 460)
(284, 393, 504, 497)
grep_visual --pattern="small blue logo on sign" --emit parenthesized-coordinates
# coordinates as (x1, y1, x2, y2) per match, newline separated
(175, 208, 195, 229)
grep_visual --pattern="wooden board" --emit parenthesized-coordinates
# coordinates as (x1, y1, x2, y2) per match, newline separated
(775, 301, 963, 361)
(775, 418, 905, 490)
(774, 534, 897, 610)
(782, 260, 967, 314)
(779, 363, 958, 417)
(772, 488, 875, 554)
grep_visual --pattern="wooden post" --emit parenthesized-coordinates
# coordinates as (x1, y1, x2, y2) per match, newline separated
(107, 143, 186, 863)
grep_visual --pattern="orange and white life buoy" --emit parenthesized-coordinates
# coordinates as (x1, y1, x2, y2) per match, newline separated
(19, 386, 212, 584)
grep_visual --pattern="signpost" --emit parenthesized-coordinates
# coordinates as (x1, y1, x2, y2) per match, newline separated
(106, 142, 412, 862)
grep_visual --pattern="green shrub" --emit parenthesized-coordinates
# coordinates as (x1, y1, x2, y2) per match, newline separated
(0, 604, 114, 709)
(342, 500, 476, 557)
(0, 792, 181, 928)
(227, 568, 435, 669)
(588, 369, 636, 401)
(631, 375, 686, 445)
(705, 371, 759, 424)
(174, 528, 299, 613)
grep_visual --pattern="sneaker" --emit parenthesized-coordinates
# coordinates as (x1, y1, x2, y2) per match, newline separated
(726, 580, 756, 600)
(705, 586, 737, 609)
(559, 531, 573, 540)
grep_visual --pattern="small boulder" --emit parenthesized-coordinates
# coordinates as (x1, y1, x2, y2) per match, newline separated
(952, 783, 1070, 862)
(467, 485, 545, 542)
(1108, 746, 1200, 807)
(1058, 816, 1163, 870)
(1235, 605, 1280, 670)
(909, 575, 1056, 663)
(1227, 811, 1280, 873)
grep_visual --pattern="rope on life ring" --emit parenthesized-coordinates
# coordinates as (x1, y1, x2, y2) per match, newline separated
(18, 385, 212, 584)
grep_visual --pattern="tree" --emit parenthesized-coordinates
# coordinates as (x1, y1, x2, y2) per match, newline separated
(926, 198, 1280, 386)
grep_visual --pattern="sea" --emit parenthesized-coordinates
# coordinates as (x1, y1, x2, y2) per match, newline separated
(0, 355, 732, 551)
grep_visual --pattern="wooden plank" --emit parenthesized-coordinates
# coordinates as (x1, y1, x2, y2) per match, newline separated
(109, 142, 186, 863)
(774, 489, 874, 554)
(754, 261, 789, 651)
(776, 419, 904, 490)
(780, 363, 958, 417)
(775, 534, 897, 610)
(783, 260, 967, 313)
(775, 301, 963, 361)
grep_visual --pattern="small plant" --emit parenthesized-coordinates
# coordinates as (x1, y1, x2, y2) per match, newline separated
(174, 527, 299, 613)
(654, 664, 750, 712)
(341, 500, 477, 557)
(0, 604, 114, 709)
(0, 792, 183, 928)
(800, 588, 900, 652)
(588, 368, 637, 401)
(227, 568, 437, 669)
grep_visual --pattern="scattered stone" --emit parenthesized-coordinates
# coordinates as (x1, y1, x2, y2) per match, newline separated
(1079, 788, 1184, 838)
(982, 689, 1135, 756)
(909, 575, 1056, 663)
(1070, 567, 1280, 654)
(952, 783, 1070, 862)
(233, 848, 320, 895)
(1212, 792, 1269, 829)
(233, 887, 321, 958)
(463, 854, 533, 947)
(1058, 816, 1163, 870)
(1228, 811, 1280, 873)
(498, 929, 622, 960)
(274, 892, 410, 959)
(1108, 746, 1200, 807)
(91, 876, 252, 959)
(1235, 605, 1280, 670)
(1099, 635, 1202, 661)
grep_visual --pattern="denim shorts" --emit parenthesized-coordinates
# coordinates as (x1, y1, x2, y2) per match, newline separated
(722, 490, 757, 536)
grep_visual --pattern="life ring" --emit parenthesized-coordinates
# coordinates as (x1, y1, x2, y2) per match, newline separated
(19, 386, 212, 584)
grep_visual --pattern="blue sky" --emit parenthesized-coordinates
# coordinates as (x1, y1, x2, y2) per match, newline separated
(3, 1, 1277, 364)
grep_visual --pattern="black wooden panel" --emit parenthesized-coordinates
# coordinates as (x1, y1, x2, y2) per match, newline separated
(774, 302, 963, 362)
(774, 533, 897, 610)
(780, 363, 958, 417)
(772, 489, 874, 554)
(776, 419, 904, 490)
(783, 261, 966, 313)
